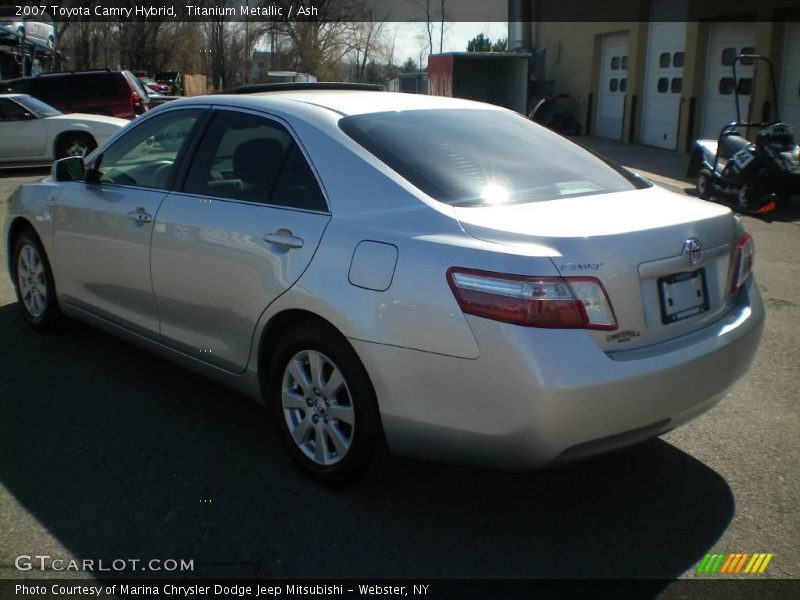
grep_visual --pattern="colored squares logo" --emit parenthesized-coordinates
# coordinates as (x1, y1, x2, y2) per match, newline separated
(696, 553, 774, 574)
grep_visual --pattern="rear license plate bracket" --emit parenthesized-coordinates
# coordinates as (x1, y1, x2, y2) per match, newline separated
(658, 269, 709, 324)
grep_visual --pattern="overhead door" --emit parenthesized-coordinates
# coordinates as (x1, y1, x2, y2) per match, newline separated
(596, 32, 629, 140)
(701, 22, 756, 140)
(780, 22, 800, 128)
(641, 22, 686, 149)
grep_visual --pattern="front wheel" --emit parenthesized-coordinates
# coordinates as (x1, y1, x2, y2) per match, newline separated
(269, 321, 388, 487)
(12, 228, 61, 329)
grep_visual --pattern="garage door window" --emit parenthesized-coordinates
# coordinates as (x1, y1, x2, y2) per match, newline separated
(740, 48, 754, 65)
(619, 78, 627, 92)
(671, 78, 682, 93)
(719, 77, 735, 95)
(659, 52, 671, 68)
(737, 78, 753, 95)
(658, 77, 669, 93)
(721, 48, 737, 66)
(621, 56, 628, 69)
(673, 52, 685, 67)
(611, 57, 620, 70)
(610, 79, 619, 92)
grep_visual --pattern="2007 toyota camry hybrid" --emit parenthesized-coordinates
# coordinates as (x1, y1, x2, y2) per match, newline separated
(5, 87, 764, 485)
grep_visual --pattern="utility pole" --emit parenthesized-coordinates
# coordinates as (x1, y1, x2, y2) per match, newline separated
(244, 0, 250, 84)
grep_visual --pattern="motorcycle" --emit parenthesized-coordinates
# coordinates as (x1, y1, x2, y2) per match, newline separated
(529, 94, 582, 136)
(687, 54, 800, 214)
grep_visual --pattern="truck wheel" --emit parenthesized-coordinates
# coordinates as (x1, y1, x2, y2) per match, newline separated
(57, 133, 96, 159)
(696, 169, 714, 199)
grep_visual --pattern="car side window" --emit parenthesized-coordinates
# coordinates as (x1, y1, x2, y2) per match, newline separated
(0, 98, 28, 121)
(95, 109, 201, 189)
(3, 80, 31, 94)
(270, 143, 328, 211)
(183, 110, 326, 211)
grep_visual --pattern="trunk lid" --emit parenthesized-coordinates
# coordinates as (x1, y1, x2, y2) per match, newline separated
(454, 187, 740, 351)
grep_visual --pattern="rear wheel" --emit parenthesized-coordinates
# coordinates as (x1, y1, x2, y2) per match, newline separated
(57, 133, 96, 159)
(738, 186, 778, 215)
(269, 321, 387, 487)
(696, 169, 714, 199)
(12, 227, 61, 329)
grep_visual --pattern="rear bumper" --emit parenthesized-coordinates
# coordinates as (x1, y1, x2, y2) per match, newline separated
(352, 279, 764, 470)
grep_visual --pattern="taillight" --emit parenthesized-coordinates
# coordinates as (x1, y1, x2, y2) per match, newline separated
(730, 232, 755, 293)
(447, 268, 617, 330)
(130, 91, 144, 114)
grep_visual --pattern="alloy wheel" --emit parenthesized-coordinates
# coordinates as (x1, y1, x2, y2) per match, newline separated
(281, 349, 355, 466)
(17, 244, 47, 318)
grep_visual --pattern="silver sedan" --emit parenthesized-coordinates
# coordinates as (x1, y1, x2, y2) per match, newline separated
(4, 90, 764, 485)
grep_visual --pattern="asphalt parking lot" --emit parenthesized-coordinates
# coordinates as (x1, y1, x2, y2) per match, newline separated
(0, 152, 797, 588)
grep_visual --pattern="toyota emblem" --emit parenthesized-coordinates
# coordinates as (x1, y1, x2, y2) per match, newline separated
(682, 238, 703, 266)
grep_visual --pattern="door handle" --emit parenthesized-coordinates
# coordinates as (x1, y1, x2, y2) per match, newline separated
(263, 230, 304, 249)
(127, 210, 152, 224)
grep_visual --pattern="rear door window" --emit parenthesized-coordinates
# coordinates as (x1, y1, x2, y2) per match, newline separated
(2, 79, 31, 94)
(32, 77, 69, 105)
(82, 73, 121, 97)
(183, 110, 327, 211)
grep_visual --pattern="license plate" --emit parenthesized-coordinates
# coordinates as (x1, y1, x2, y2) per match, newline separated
(658, 269, 709, 324)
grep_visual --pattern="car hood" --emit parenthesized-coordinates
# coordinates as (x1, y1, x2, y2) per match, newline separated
(454, 186, 741, 351)
(46, 113, 129, 130)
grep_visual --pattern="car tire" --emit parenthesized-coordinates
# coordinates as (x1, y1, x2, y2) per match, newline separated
(269, 320, 388, 487)
(57, 133, 96, 159)
(12, 227, 61, 329)
(696, 169, 714, 199)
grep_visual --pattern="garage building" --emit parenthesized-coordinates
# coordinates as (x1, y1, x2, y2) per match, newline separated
(521, 0, 800, 152)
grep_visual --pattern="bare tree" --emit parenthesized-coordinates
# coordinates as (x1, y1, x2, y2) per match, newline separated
(270, 0, 363, 80)
(349, 1, 389, 82)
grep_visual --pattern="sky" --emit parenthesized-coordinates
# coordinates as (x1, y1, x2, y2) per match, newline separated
(386, 22, 508, 66)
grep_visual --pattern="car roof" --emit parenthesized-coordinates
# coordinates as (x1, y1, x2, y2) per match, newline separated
(199, 90, 506, 118)
(5, 70, 126, 81)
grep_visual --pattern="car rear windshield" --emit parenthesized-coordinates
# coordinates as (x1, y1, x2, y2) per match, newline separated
(339, 109, 649, 207)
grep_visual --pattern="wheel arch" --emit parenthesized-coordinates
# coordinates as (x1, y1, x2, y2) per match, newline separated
(53, 130, 95, 158)
(6, 216, 39, 277)
(256, 308, 369, 403)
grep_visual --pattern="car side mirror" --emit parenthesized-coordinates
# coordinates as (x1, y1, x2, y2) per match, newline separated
(52, 156, 86, 182)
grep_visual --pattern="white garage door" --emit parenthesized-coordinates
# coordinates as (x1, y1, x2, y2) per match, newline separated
(780, 22, 800, 128)
(701, 22, 756, 140)
(641, 22, 686, 149)
(596, 32, 629, 140)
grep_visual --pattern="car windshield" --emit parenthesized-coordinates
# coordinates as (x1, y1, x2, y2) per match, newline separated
(339, 109, 650, 207)
(155, 72, 176, 82)
(15, 94, 61, 117)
